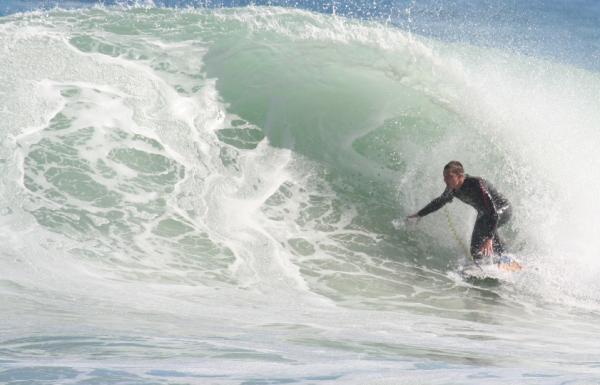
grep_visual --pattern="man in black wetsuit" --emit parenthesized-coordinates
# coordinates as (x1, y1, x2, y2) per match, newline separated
(408, 161, 511, 261)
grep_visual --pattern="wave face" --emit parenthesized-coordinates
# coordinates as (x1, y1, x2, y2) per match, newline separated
(2, 5, 600, 384)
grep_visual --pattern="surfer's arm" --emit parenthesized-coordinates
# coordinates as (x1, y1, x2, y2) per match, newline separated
(414, 188, 454, 217)
(478, 179, 499, 238)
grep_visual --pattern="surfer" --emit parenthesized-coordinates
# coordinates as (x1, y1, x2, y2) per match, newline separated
(407, 161, 511, 261)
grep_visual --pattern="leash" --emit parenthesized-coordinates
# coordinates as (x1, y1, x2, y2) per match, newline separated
(443, 207, 483, 271)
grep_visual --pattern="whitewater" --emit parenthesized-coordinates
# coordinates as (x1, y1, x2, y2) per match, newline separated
(1, 3, 600, 384)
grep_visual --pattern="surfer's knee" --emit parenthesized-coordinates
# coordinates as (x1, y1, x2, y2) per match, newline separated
(497, 205, 512, 227)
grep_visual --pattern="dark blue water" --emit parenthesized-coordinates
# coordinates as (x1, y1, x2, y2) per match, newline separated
(2, 0, 600, 71)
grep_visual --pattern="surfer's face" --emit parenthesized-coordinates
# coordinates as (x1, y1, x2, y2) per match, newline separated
(443, 171, 464, 191)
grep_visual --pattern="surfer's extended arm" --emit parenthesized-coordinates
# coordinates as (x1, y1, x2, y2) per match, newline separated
(414, 188, 454, 217)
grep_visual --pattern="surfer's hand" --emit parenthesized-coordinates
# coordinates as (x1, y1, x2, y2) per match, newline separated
(480, 238, 494, 256)
(405, 214, 420, 225)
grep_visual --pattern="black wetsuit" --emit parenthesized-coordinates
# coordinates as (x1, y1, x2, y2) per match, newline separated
(417, 175, 511, 260)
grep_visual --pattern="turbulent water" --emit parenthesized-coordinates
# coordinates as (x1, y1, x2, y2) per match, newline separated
(1, 2, 600, 384)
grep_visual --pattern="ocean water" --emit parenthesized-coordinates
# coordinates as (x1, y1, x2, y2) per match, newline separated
(1, 1, 600, 384)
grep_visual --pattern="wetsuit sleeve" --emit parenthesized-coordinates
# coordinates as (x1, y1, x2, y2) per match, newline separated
(478, 179, 499, 238)
(417, 188, 453, 217)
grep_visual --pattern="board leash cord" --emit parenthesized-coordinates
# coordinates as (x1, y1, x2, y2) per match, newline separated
(443, 206, 484, 271)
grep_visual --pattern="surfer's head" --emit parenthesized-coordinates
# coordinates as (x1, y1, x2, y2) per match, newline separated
(443, 161, 465, 190)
